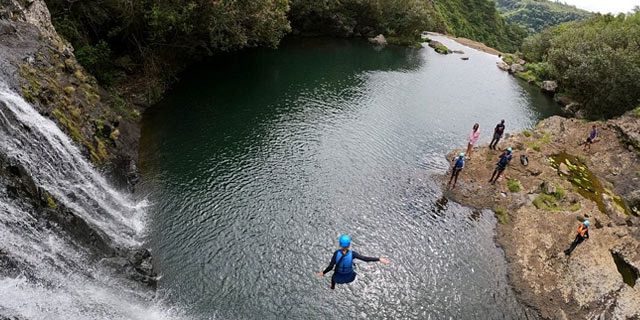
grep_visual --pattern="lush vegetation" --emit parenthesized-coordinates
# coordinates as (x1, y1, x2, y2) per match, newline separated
(289, 0, 526, 52)
(520, 12, 640, 118)
(495, 0, 592, 33)
(48, 0, 290, 96)
(46, 0, 526, 100)
(433, 0, 527, 52)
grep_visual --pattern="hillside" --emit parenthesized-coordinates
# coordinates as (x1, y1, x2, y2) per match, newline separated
(495, 0, 592, 32)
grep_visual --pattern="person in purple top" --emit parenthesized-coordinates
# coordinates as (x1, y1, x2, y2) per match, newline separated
(489, 120, 505, 150)
(583, 125, 598, 151)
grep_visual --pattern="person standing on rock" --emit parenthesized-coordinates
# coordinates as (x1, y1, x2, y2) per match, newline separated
(317, 234, 390, 289)
(489, 147, 513, 184)
(466, 123, 480, 159)
(448, 152, 465, 189)
(583, 125, 598, 151)
(564, 220, 590, 256)
(489, 120, 505, 150)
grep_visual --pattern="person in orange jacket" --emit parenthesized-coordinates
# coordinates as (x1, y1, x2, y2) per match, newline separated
(564, 220, 590, 256)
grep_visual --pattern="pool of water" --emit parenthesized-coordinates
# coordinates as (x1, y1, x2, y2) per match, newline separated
(138, 36, 559, 319)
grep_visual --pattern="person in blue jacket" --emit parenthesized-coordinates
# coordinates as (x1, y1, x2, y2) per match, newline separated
(316, 235, 390, 289)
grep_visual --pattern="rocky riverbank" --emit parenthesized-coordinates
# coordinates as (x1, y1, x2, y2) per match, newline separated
(444, 115, 640, 319)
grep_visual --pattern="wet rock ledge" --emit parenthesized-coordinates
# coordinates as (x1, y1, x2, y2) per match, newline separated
(444, 114, 640, 319)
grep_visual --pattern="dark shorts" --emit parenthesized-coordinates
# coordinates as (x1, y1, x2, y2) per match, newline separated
(496, 164, 506, 172)
(451, 167, 462, 176)
(586, 137, 593, 143)
(333, 272, 357, 284)
(493, 133, 502, 140)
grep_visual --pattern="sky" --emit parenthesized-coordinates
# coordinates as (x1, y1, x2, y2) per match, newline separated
(557, 0, 639, 13)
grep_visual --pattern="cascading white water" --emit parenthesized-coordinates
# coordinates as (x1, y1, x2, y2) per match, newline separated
(0, 85, 183, 319)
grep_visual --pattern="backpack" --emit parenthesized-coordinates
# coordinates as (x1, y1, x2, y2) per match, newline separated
(454, 156, 464, 169)
(498, 153, 512, 167)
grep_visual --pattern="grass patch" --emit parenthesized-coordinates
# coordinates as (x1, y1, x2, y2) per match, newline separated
(540, 132, 552, 144)
(533, 194, 561, 211)
(633, 106, 640, 118)
(494, 206, 508, 224)
(553, 185, 566, 200)
(528, 142, 541, 152)
(507, 178, 522, 192)
(522, 130, 532, 137)
(516, 70, 538, 84)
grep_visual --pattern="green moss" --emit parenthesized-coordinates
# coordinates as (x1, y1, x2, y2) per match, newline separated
(386, 35, 422, 48)
(52, 108, 84, 143)
(494, 206, 508, 224)
(507, 178, 522, 192)
(522, 130, 532, 137)
(516, 70, 538, 84)
(533, 194, 561, 211)
(64, 86, 76, 95)
(553, 185, 566, 200)
(528, 142, 541, 151)
(45, 192, 58, 209)
(502, 54, 516, 65)
(431, 43, 450, 54)
(633, 106, 640, 118)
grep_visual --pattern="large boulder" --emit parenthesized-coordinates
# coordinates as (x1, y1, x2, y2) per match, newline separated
(368, 34, 387, 46)
(541, 80, 558, 94)
(509, 63, 525, 74)
(496, 61, 509, 71)
(428, 40, 451, 54)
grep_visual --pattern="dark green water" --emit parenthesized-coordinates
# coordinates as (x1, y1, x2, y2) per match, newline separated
(138, 36, 559, 319)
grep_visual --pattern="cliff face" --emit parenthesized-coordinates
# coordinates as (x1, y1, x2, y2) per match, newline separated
(0, 0, 153, 294)
(445, 114, 640, 319)
(0, 0, 140, 188)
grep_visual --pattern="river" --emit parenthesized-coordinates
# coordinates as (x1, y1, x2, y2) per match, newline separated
(138, 35, 558, 319)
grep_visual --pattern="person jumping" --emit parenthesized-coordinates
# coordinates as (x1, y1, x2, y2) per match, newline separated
(317, 234, 389, 289)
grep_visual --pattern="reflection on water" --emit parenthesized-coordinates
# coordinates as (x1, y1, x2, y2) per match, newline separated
(139, 36, 557, 319)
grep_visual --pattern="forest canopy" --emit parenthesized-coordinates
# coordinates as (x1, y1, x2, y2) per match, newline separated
(521, 12, 640, 117)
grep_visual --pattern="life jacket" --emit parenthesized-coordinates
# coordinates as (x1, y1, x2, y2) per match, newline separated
(577, 225, 588, 237)
(454, 156, 465, 169)
(498, 153, 512, 167)
(335, 250, 354, 274)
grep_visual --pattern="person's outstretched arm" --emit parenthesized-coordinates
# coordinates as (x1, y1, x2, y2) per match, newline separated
(318, 251, 338, 276)
(353, 251, 390, 264)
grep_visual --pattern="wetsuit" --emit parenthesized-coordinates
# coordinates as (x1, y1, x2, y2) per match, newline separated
(489, 152, 512, 183)
(564, 225, 589, 256)
(449, 156, 465, 187)
(489, 123, 505, 150)
(322, 250, 379, 289)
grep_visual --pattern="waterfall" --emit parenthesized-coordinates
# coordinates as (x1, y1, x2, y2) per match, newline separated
(0, 85, 182, 319)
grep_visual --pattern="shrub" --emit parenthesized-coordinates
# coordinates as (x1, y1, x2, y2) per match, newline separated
(521, 12, 640, 118)
(507, 179, 522, 192)
(494, 206, 508, 224)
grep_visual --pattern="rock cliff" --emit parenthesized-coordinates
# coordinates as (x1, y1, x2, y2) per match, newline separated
(445, 114, 640, 319)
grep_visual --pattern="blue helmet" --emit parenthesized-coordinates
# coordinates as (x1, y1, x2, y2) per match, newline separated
(339, 234, 351, 248)
(583, 220, 590, 227)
